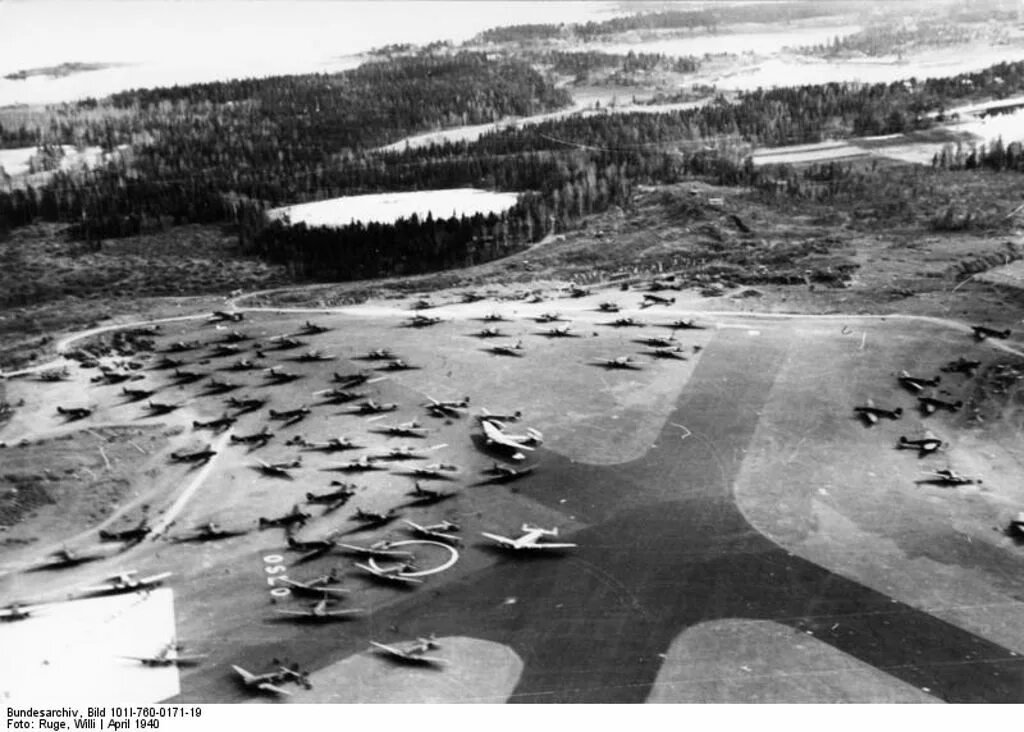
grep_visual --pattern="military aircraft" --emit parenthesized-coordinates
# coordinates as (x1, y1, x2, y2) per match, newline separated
(411, 299, 434, 310)
(295, 349, 335, 362)
(597, 301, 620, 313)
(473, 327, 505, 338)
(1007, 512, 1024, 539)
(226, 395, 268, 413)
(362, 348, 395, 360)
(192, 413, 236, 432)
(534, 312, 565, 323)
(269, 405, 312, 426)
(369, 636, 445, 665)
(373, 444, 447, 462)
(152, 356, 185, 370)
(918, 395, 963, 415)
(404, 463, 461, 480)
(122, 385, 157, 401)
(475, 408, 523, 424)
(480, 419, 542, 461)
(303, 436, 360, 453)
(274, 595, 363, 621)
(171, 522, 248, 542)
(285, 535, 345, 563)
(942, 357, 982, 376)
(355, 560, 423, 584)
(480, 524, 577, 551)
(567, 284, 591, 298)
(482, 312, 508, 322)
(270, 336, 306, 350)
(170, 444, 219, 463)
(258, 505, 312, 529)
(636, 335, 679, 348)
(526, 293, 545, 304)
(608, 317, 642, 328)
(98, 518, 151, 544)
(170, 368, 204, 383)
(203, 377, 240, 395)
(482, 462, 535, 482)
(352, 400, 398, 415)
(351, 507, 400, 527)
(897, 432, 943, 457)
(641, 292, 676, 308)
(854, 399, 903, 425)
(300, 321, 330, 335)
(668, 319, 705, 330)
(80, 570, 173, 595)
(209, 310, 244, 323)
(123, 641, 206, 667)
(91, 369, 133, 385)
(315, 388, 365, 405)
(650, 346, 688, 360)
(231, 665, 305, 697)
(486, 340, 525, 357)
(377, 358, 418, 371)
(306, 484, 358, 503)
(145, 400, 180, 415)
(424, 396, 470, 417)
(330, 456, 389, 472)
(596, 356, 641, 370)
(211, 343, 243, 357)
(165, 340, 201, 353)
(897, 371, 941, 394)
(37, 367, 70, 382)
(403, 518, 461, 543)
(405, 483, 458, 506)
(227, 359, 263, 371)
(540, 326, 577, 338)
(231, 426, 274, 447)
(56, 405, 93, 421)
(0, 604, 32, 622)
(371, 419, 429, 438)
(333, 540, 414, 562)
(407, 314, 443, 328)
(917, 468, 981, 486)
(221, 330, 250, 343)
(276, 570, 350, 598)
(972, 325, 1011, 341)
(255, 457, 302, 478)
(264, 367, 302, 384)
(331, 371, 377, 388)
(39, 545, 108, 569)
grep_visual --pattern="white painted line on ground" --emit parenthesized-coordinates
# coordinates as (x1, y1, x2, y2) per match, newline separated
(149, 431, 232, 538)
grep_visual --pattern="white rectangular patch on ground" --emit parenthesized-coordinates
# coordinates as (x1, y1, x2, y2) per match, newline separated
(0, 588, 180, 704)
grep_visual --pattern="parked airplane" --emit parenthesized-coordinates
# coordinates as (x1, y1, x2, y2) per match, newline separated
(972, 325, 1011, 341)
(226, 395, 268, 413)
(897, 370, 941, 393)
(1007, 512, 1024, 538)
(209, 310, 243, 323)
(211, 343, 243, 357)
(56, 405, 92, 420)
(854, 399, 902, 425)
(165, 340, 201, 353)
(171, 522, 248, 542)
(303, 436, 360, 453)
(486, 340, 524, 357)
(351, 507, 400, 526)
(221, 330, 250, 343)
(80, 570, 173, 595)
(152, 356, 184, 370)
(373, 444, 446, 462)
(336, 541, 415, 561)
(255, 457, 301, 478)
(641, 293, 675, 308)
(300, 321, 330, 335)
(650, 346, 688, 360)
(369, 636, 445, 665)
(403, 518, 461, 544)
(596, 356, 641, 370)
(121, 386, 157, 401)
(534, 312, 565, 323)
(145, 400, 180, 415)
(482, 462, 535, 482)
(315, 388, 365, 405)
(203, 377, 240, 395)
(306, 484, 358, 504)
(475, 408, 523, 424)
(608, 317, 642, 328)
(897, 432, 943, 457)
(597, 301, 620, 313)
(274, 595, 363, 621)
(277, 571, 350, 598)
(540, 326, 577, 338)
(424, 396, 470, 417)
(331, 371, 377, 388)
(407, 314, 443, 327)
(636, 335, 679, 348)
(480, 524, 577, 551)
(405, 463, 460, 480)
(918, 395, 963, 415)
(668, 319, 705, 330)
(378, 358, 418, 371)
(271, 336, 306, 350)
(352, 400, 398, 415)
(192, 414, 236, 432)
(411, 299, 434, 310)
(917, 469, 981, 486)
(362, 348, 395, 360)
(567, 284, 591, 298)
(405, 484, 458, 506)
(264, 367, 302, 383)
(258, 505, 311, 529)
(269, 405, 312, 426)
(123, 641, 206, 667)
(40, 545, 107, 569)
(0, 604, 32, 622)
(331, 457, 389, 472)
(296, 349, 335, 362)
(473, 327, 504, 338)
(98, 518, 151, 543)
(482, 312, 508, 322)
(170, 368, 204, 383)
(230, 426, 274, 447)
(227, 359, 263, 371)
(355, 560, 423, 584)
(942, 357, 982, 376)
(371, 419, 429, 438)
(231, 665, 302, 697)
(481, 419, 542, 461)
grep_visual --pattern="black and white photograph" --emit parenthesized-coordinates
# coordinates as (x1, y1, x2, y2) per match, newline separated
(1, 0, 1023, 710)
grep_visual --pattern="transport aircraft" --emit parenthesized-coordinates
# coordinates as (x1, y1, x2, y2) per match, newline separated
(480, 525, 577, 551)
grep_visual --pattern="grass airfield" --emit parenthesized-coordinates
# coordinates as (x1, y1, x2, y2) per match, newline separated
(1, 289, 1023, 703)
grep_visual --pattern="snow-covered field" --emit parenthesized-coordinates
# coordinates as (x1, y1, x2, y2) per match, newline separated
(0, 145, 106, 177)
(750, 140, 868, 166)
(593, 24, 861, 58)
(269, 189, 520, 228)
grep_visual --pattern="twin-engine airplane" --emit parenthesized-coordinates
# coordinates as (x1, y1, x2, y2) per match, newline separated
(480, 524, 576, 551)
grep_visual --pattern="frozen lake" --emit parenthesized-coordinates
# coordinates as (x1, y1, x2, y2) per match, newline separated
(269, 189, 520, 228)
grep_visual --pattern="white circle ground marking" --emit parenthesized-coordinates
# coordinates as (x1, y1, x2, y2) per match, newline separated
(366, 540, 459, 578)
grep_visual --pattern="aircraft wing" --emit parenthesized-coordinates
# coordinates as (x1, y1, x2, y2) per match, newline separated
(482, 420, 529, 450)
(274, 609, 319, 617)
(257, 682, 293, 696)
(369, 641, 401, 656)
(526, 542, 577, 550)
(480, 532, 517, 548)
(323, 608, 364, 616)
(139, 572, 173, 586)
